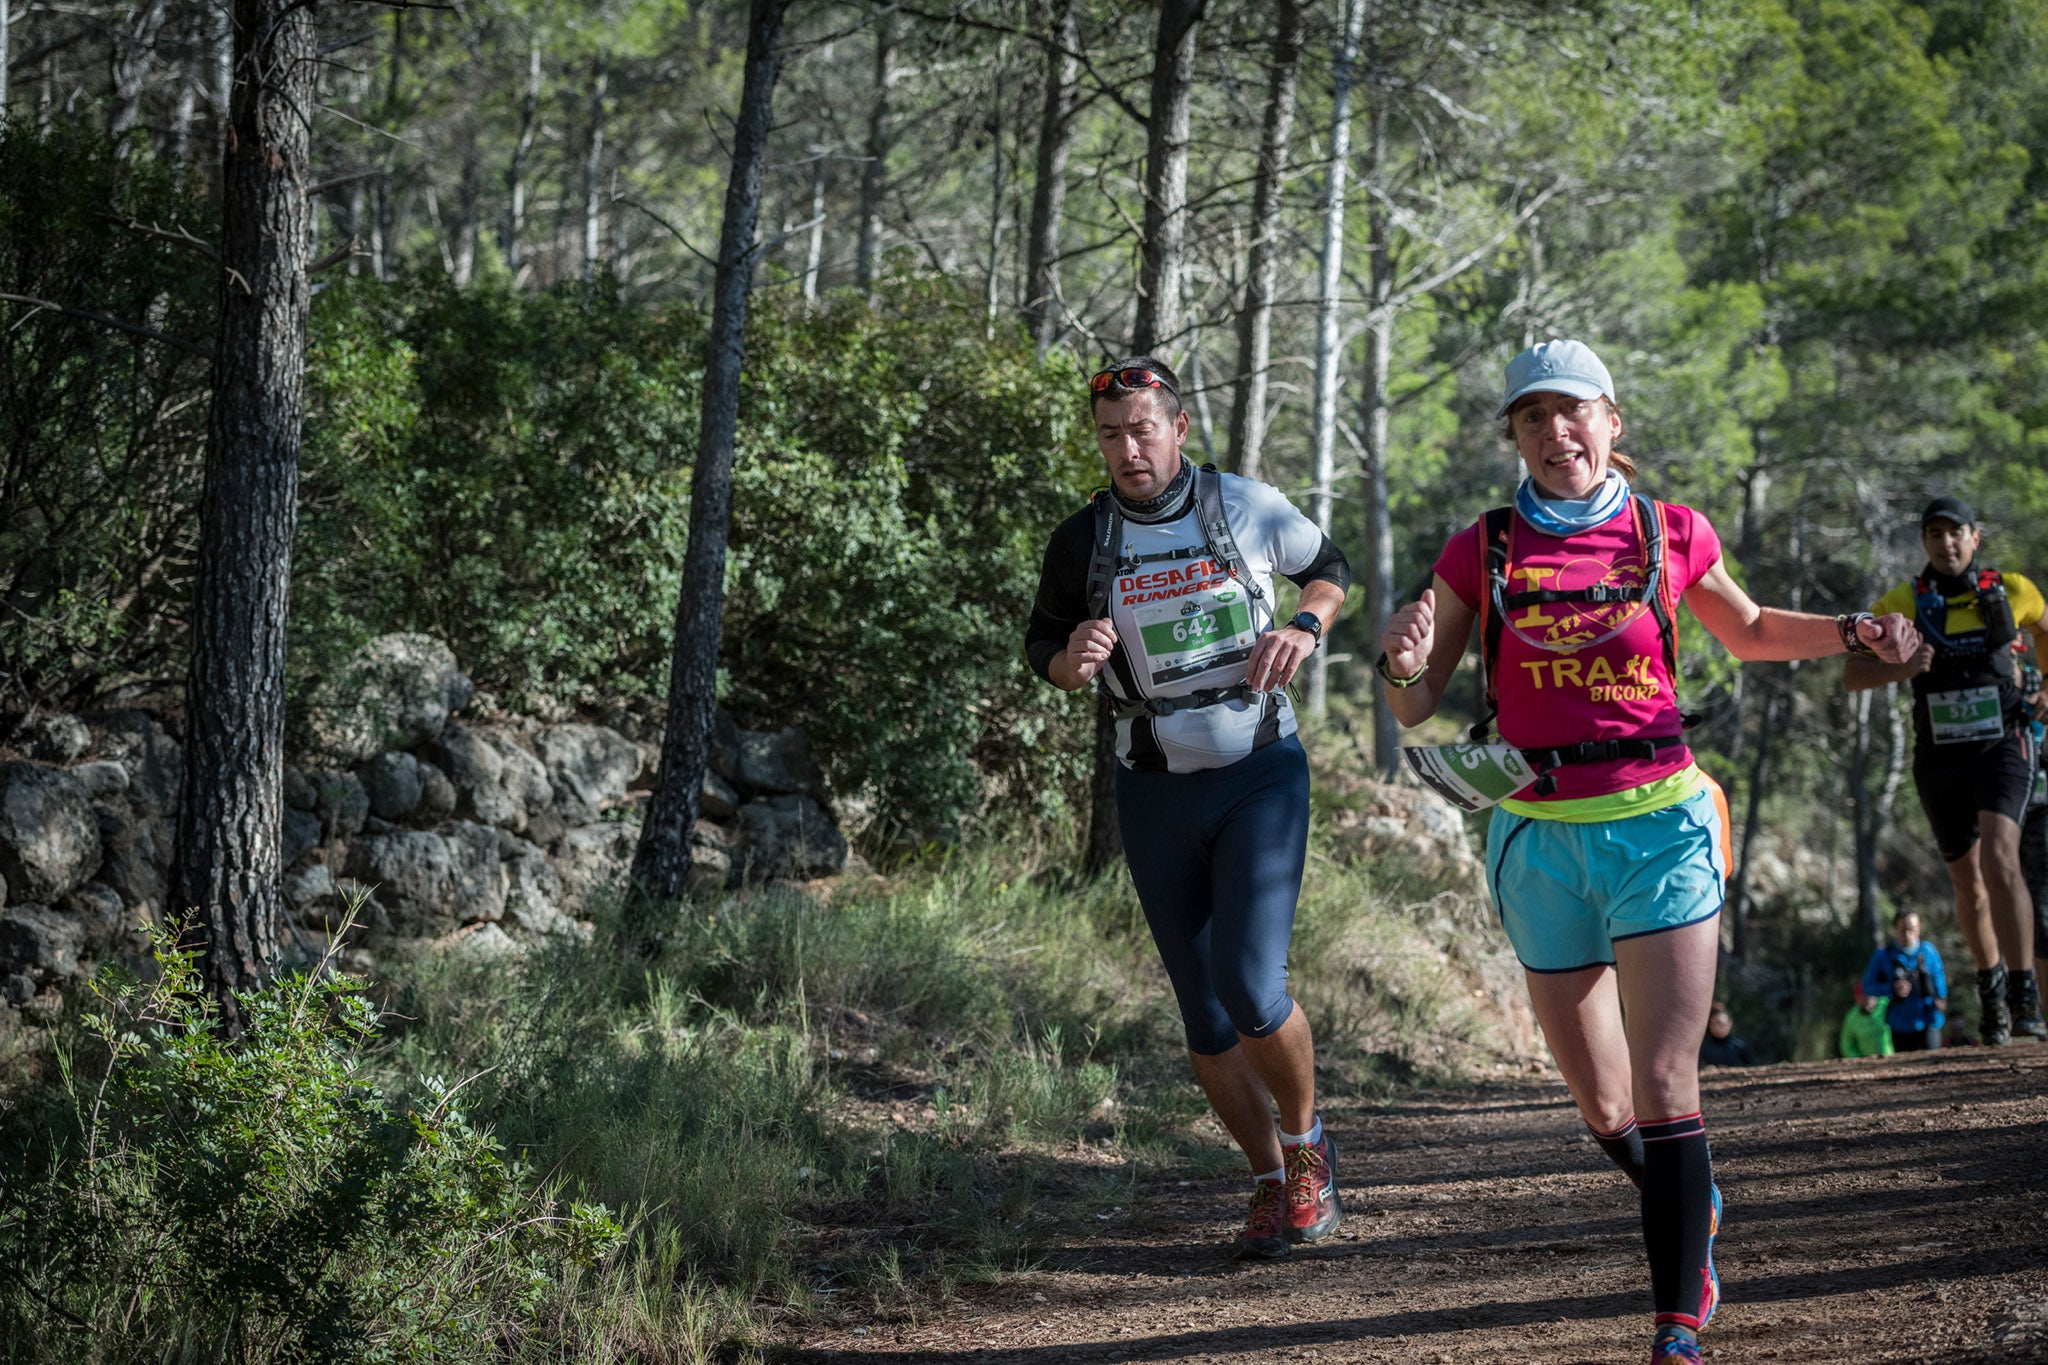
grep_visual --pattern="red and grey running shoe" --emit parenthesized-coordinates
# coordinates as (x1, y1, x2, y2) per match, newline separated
(1234, 1178, 1290, 1260)
(1283, 1131, 1343, 1244)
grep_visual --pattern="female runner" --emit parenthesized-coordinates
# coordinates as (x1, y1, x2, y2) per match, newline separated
(1377, 339, 1920, 1363)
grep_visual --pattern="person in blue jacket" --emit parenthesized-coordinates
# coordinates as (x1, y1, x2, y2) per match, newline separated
(1863, 911, 1948, 1051)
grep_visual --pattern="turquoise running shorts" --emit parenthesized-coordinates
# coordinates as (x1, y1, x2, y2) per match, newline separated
(1484, 786, 1727, 974)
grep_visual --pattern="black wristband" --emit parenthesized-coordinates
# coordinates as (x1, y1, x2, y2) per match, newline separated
(1376, 651, 1427, 688)
(1837, 612, 1878, 657)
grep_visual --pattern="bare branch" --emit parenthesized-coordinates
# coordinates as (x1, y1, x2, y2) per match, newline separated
(0, 293, 207, 358)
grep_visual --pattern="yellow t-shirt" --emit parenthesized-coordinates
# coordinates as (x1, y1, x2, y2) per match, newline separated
(1872, 570, 2046, 632)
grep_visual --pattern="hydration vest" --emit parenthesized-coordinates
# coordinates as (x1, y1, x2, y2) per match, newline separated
(1910, 566, 2018, 692)
(1470, 494, 1696, 795)
(1085, 464, 1280, 730)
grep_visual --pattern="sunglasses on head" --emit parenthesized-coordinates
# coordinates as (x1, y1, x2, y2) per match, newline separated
(1089, 366, 1178, 397)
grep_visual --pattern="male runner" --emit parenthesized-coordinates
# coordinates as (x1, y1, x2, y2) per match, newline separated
(1845, 497, 2048, 1042)
(1025, 356, 1350, 1257)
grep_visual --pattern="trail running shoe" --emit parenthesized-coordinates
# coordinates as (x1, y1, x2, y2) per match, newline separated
(1650, 1328, 1704, 1364)
(2008, 967, 2047, 1041)
(1701, 1182, 1722, 1329)
(1980, 964, 2013, 1046)
(1282, 1131, 1343, 1244)
(1234, 1179, 1290, 1260)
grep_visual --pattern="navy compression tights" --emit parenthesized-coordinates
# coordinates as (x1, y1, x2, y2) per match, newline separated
(1115, 734, 1311, 1056)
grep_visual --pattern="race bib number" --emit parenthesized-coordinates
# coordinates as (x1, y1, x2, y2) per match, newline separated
(1133, 585, 1257, 686)
(1403, 743, 1540, 812)
(1928, 686, 2003, 745)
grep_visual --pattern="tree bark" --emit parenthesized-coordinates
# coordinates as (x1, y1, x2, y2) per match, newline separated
(1304, 0, 1364, 717)
(371, 11, 405, 282)
(803, 146, 827, 303)
(1131, 0, 1202, 355)
(109, 0, 169, 152)
(984, 49, 1005, 339)
(1085, 0, 1204, 882)
(855, 14, 897, 296)
(505, 39, 540, 279)
(1024, 0, 1078, 355)
(1359, 93, 1397, 768)
(1225, 0, 1302, 481)
(629, 0, 791, 924)
(173, 0, 316, 1031)
(583, 58, 608, 283)
(0, 0, 10, 121)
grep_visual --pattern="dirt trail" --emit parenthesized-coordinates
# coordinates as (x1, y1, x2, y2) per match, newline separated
(786, 1047, 2048, 1364)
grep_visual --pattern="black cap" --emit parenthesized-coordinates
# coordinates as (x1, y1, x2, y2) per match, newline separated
(1921, 496, 1976, 529)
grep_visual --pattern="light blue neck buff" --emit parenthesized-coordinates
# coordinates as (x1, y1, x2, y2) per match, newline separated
(1515, 469, 1629, 535)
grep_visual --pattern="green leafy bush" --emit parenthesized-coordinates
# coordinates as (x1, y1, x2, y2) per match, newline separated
(0, 939, 624, 1362)
(0, 126, 214, 712)
(298, 275, 1100, 835)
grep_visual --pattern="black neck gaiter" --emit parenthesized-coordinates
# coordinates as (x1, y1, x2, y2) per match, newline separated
(1112, 457, 1195, 524)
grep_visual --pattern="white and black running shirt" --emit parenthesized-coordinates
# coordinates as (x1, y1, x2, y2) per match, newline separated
(1026, 466, 1350, 773)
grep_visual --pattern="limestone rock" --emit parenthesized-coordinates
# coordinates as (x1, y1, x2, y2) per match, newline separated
(554, 819, 638, 908)
(534, 724, 641, 825)
(92, 798, 166, 923)
(303, 634, 474, 764)
(501, 836, 579, 938)
(736, 794, 848, 881)
(72, 761, 129, 799)
(421, 723, 525, 831)
(283, 765, 317, 812)
(96, 711, 183, 821)
(0, 762, 102, 904)
(731, 726, 823, 799)
(490, 734, 553, 816)
(284, 862, 347, 927)
(0, 904, 84, 985)
(62, 882, 126, 957)
(358, 752, 423, 822)
(344, 821, 506, 938)
(309, 769, 370, 842)
(438, 921, 522, 961)
(415, 760, 458, 819)
(23, 713, 91, 766)
(700, 769, 740, 820)
(282, 806, 323, 867)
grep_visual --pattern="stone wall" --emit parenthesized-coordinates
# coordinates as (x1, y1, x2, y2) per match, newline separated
(0, 635, 848, 1022)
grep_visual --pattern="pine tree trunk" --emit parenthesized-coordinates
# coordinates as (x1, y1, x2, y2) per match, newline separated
(1131, 0, 1201, 355)
(1085, 0, 1204, 881)
(582, 60, 607, 282)
(1303, 0, 1364, 717)
(803, 147, 827, 303)
(505, 40, 540, 278)
(1225, 0, 1301, 481)
(628, 0, 791, 927)
(109, 0, 169, 151)
(1360, 98, 1397, 768)
(855, 15, 896, 296)
(1025, 0, 1078, 354)
(173, 0, 316, 1032)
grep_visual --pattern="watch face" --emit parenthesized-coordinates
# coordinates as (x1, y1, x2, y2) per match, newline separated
(1292, 612, 1320, 639)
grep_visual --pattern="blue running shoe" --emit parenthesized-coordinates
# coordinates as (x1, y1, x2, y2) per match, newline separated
(1650, 1328, 1703, 1364)
(1701, 1182, 1722, 1328)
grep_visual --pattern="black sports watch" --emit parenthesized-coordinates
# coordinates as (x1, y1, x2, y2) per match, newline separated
(1287, 611, 1323, 643)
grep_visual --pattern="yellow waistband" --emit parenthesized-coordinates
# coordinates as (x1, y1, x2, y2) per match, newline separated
(1498, 763, 1708, 823)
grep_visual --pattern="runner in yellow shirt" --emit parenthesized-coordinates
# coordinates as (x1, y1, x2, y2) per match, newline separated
(1845, 497, 2048, 1043)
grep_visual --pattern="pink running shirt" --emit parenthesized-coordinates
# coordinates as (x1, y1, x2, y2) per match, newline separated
(1433, 500, 1724, 801)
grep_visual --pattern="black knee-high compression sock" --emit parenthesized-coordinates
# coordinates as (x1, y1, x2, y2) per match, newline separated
(1588, 1115, 1645, 1189)
(1641, 1112, 1716, 1331)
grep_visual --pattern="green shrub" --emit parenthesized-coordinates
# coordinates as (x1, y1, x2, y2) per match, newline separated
(297, 275, 1099, 836)
(0, 126, 214, 712)
(0, 939, 624, 1362)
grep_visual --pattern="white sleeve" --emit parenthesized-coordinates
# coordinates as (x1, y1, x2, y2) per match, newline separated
(1226, 474, 1327, 578)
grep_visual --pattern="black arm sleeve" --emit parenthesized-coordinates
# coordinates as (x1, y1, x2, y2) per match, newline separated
(1024, 505, 1097, 683)
(1283, 533, 1352, 595)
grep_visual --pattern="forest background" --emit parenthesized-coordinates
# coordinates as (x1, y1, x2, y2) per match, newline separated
(5, 0, 2048, 1359)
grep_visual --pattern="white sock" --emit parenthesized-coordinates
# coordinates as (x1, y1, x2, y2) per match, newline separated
(1253, 1166, 1284, 1185)
(1279, 1117, 1322, 1148)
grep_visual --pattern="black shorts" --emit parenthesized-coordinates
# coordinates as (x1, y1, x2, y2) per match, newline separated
(1912, 727, 2038, 863)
